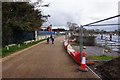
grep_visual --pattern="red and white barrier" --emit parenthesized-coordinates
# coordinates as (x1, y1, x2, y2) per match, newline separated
(69, 38, 76, 42)
(70, 51, 81, 64)
(64, 39, 68, 50)
(67, 44, 75, 55)
(64, 39, 94, 71)
(64, 40, 81, 64)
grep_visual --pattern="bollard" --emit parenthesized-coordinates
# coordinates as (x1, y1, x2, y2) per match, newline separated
(79, 52, 88, 72)
(18, 44, 20, 48)
(6, 46, 9, 50)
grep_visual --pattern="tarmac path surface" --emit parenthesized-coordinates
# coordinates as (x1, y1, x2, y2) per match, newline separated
(2, 36, 99, 78)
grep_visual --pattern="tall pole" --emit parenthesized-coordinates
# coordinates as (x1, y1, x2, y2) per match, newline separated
(79, 25, 83, 62)
(68, 30, 69, 44)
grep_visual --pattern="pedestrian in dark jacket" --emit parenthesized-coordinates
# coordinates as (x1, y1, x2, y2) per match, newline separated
(110, 33, 112, 41)
(51, 37, 54, 44)
(47, 37, 49, 44)
(50, 34, 53, 39)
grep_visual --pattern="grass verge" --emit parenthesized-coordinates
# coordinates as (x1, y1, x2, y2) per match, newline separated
(2, 39, 46, 58)
(87, 55, 115, 60)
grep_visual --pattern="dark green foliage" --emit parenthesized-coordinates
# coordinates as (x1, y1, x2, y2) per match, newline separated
(2, 2, 45, 47)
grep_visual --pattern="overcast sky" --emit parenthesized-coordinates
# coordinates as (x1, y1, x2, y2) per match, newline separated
(32, 0, 119, 31)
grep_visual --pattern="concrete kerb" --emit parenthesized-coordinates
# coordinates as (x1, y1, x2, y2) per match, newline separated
(0, 39, 47, 62)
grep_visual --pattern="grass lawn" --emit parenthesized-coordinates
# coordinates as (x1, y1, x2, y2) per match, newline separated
(2, 39, 46, 58)
(87, 55, 115, 60)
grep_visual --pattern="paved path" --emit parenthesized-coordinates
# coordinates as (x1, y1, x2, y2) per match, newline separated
(73, 46, 119, 57)
(2, 36, 98, 78)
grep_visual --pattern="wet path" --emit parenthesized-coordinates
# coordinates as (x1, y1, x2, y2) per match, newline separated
(2, 36, 98, 78)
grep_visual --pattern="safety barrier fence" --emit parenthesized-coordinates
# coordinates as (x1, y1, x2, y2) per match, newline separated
(63, 39, 88, 71)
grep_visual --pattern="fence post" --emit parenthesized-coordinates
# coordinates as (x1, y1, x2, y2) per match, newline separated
(79, 26, 83, 62)
(35, 30, 38, 41)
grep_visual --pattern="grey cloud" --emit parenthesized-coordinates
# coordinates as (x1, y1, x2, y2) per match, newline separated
(41, 0, 119, 31)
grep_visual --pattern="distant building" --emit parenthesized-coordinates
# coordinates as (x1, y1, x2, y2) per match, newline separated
(40, 25, 52, 31)
(47, 25, 52, 32)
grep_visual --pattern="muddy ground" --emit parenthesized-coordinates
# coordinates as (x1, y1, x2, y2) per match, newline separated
(88, 57, 120, 80)
(71, 41, 120, 80)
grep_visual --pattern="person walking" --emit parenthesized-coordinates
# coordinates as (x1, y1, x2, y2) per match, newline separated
(47, 37, 49, 44)
(110, 33, 112, 41)
(51, 37, 54, 44)
(50, 34, 54, 44)
(50, 34, 53, 39)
